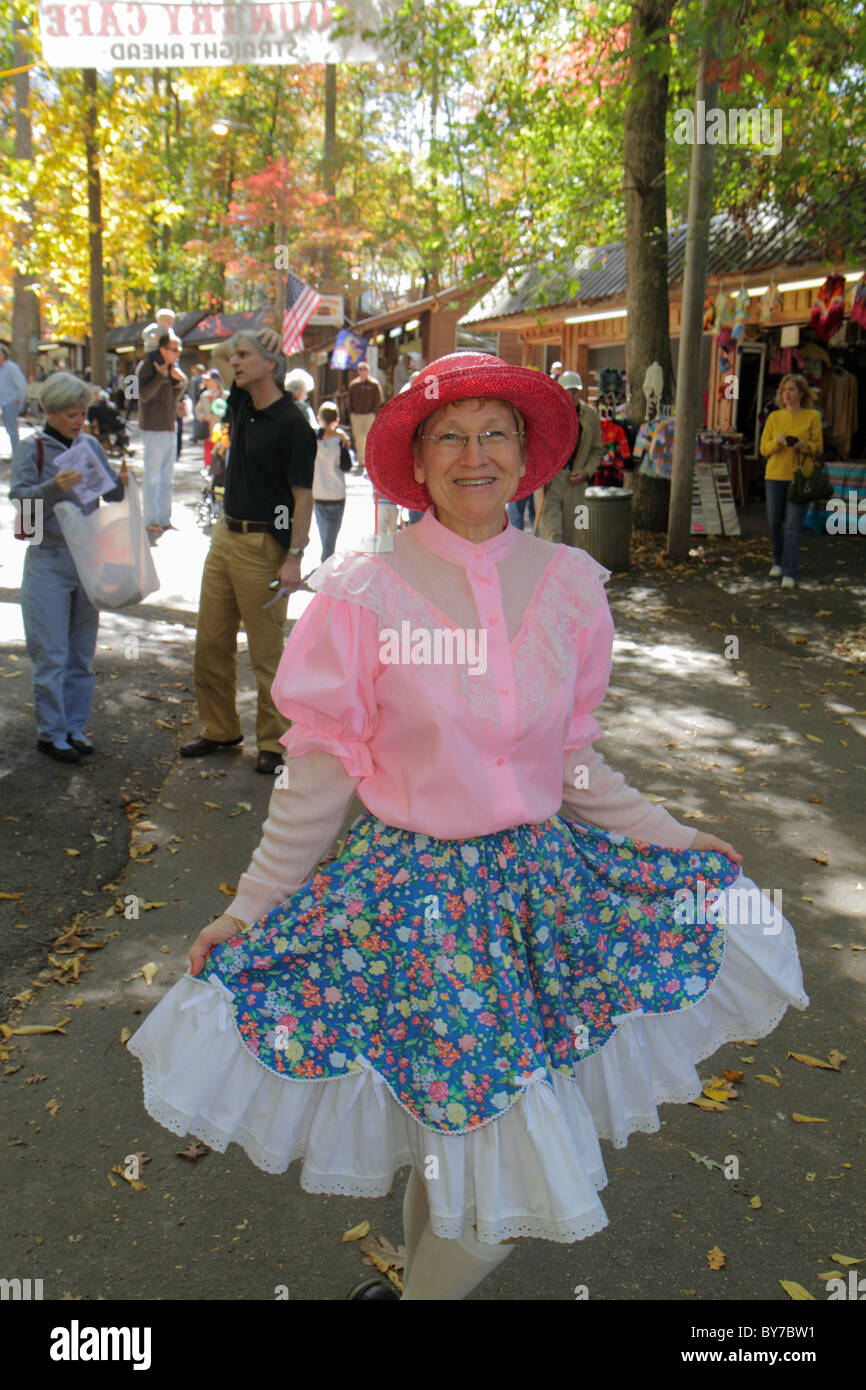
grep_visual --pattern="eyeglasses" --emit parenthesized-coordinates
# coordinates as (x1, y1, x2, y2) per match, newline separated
(419, 429, 525, 454)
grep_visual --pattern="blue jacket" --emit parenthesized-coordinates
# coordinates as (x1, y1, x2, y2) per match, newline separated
(9, 430, 124, 548)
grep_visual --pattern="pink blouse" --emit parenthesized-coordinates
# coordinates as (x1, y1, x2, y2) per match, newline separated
(275, 508, 694, 842)
(227, 511, 695, 925)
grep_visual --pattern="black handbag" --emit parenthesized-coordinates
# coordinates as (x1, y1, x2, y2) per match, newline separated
(788, 454, 835, 505)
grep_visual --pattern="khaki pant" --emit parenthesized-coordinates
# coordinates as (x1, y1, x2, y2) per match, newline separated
(193, 522, 290, 753)
(538, 469, 589, 547)
(350, 412, 376, 469)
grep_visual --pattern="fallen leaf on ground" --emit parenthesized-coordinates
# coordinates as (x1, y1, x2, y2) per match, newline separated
(686, 1150, 726, 1172)
(0, 892, 23, 900)
(3, 1019, 70, 1037)
(218, 883, 237, 896)
(129, 842, 157, 859)
(706, 1246, 726, 1270)
(45, 1099, 60, 1116)
(176, 1142, 208, 1161)
(119, 1028, 131, 1044)
(787, 1051, 840, 1070)
(342, 1220, 370, 1242)
(756, 1074, 780, 1086)
(827, 1050, 847, 1068)
(691, 1097, 729, 1111)
(140, 963, 158, 986)
(792, 1114, 827, 1123)
(722, 1069, 744, 1082)
(65, 849, 80, 857)
(750, 1196, 762, 1209)
(780, 1281, 814, 1300)
(830, 1254, 863, 1266)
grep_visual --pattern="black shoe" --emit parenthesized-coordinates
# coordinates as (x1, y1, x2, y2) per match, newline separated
(346, 1277, 400, 1300)
(37, 740, 80, 764)
(179, 735, 244, 758)
(67, 735, 94, 755)
(256, 750, 283, 775)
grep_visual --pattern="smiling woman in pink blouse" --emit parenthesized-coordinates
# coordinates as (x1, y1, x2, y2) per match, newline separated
(129, 354, 808, 1301)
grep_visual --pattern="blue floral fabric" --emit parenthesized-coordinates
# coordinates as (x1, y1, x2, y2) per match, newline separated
(200, 814, 739, 1136)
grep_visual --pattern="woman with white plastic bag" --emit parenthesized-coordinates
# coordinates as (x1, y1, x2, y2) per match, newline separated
(9, 372, 152, 765)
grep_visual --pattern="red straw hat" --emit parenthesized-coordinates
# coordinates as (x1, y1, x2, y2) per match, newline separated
(364, 352, 579, 511)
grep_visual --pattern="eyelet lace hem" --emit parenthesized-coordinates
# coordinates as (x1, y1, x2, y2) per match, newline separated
(128, 912, 807, 1244)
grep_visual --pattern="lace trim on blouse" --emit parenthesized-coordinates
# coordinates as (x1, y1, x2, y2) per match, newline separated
(308, 543, 609, 728)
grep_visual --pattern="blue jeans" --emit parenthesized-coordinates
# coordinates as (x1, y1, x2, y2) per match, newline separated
(2, 401, 21, 454)
(765, 479, 807, 579)
(142, 429, 176, 526)
(315, 499, 345, 561)
(507, 494, 536, 530)
(20, 545, 100, 743)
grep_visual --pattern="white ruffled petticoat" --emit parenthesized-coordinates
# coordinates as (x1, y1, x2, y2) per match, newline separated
(128, 871, 808, 1245)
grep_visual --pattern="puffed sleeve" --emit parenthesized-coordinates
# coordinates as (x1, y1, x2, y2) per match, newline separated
(563, 601, 615, 751)
(560, 591, 696, 849)
(271, 592, 381, 777)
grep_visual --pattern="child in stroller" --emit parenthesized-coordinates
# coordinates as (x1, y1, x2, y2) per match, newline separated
(87, 391, 133, 456)
(198, 419, 228, 527)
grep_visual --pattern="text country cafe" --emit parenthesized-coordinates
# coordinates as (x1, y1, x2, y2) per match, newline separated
(39, 1, 334, 40)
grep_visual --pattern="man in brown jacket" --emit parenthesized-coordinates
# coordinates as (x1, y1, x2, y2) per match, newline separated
(347, 360, 382, 473)
(136, 330, 187, 531)
(537, 371, 603, 546)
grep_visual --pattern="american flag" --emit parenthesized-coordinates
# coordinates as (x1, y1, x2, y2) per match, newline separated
(282, 271, 322, 356)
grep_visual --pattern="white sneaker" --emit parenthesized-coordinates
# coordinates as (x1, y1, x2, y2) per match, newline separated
(780, 576, 795, 589)
(768, 564, 782, 578)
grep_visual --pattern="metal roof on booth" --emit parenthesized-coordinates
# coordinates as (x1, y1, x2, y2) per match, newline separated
(459, 205, 866, 327)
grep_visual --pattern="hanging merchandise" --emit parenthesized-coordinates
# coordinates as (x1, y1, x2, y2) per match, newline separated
(850, 273, 866, 330)
(714, 288, 734, 331)
(598, 366, 624, 398)
(808, 274, 846, 344)
(596, 418, 631, 487)
(717, 326, 734, 393)
(703, 295, 716, 331)
(759, 282, 781, 323)
(730, 288, 750, 341)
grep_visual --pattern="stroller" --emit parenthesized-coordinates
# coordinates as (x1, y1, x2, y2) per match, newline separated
(198, 423, 228, 528)
(87, 393, 133, 457)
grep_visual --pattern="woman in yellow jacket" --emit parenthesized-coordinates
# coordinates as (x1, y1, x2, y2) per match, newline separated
(759, 374, 823, 589)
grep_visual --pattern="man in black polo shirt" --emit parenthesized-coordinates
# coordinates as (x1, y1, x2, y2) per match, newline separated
(180, 327, 315, 773)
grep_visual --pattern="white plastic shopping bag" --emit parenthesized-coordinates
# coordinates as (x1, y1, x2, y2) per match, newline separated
(54, 473, 159, 610)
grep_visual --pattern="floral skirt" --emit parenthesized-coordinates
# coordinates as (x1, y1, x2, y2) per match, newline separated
(128, 813, 809, 1244)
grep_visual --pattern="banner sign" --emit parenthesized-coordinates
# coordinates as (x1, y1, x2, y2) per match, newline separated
(308, 293, 344, 326)
(37, 1, 400, 68)
(330, 329, 368, 371)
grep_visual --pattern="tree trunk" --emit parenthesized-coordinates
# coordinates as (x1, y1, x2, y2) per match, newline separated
(623, 0, 675, 426)
(667, 1, 724, 559)
(12, 19, 38, 376)
(320, 62, 338, 286)
(83, 69, 107, 387)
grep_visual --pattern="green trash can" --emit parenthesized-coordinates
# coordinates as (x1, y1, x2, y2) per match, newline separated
(574, 487, 634, 571)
